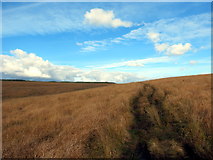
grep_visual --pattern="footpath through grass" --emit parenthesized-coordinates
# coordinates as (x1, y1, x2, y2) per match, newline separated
(122, 83, 212, 159)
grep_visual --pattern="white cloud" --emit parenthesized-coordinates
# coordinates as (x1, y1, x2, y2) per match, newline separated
(77, 36, 128, 52)
(1, 49, 147, 83)
(1, 49, 210, 83)
(76, 70, 143, 83)
(93, 56, 172, 69)
(78, 13, 209, 53)
(155, 42, 192, 55)
(147, 32, 160, 43)
(110, 37, 124, 43)
(76, 42, 83, 46)
(166, 43, 192, 55)
(1, 49, 80, 80)
(146, 31, 192, 55)
(132, 13, 210, 43)
(84, 8, 133, 28)
(77, 40, 107, 52)
(81, 46, 96, 52)
(155, 43, 169, 52)
(123, 27, 144, 39)
(123, 13, 210, 53)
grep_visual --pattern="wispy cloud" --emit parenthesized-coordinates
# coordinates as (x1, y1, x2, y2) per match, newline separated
(76, 37, 127, 52)
(76, 13, 210, 53)
(188, 58, 211, 65)
(124, 13, 210, 43)
(76, 40, 107, 52)
(2, 3, 87, 36)
(89, 56, 172, 69)
(124, 13, 210, 55)
(3, 4, 134, 36)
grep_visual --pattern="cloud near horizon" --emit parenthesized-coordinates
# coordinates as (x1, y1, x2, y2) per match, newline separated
(1, 49, 210, 82)
(84, 8, 133, 28)
(1, 49, 147, 83)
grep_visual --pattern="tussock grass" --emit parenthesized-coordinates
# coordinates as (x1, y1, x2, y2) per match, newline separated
(2, 74, 212, 158)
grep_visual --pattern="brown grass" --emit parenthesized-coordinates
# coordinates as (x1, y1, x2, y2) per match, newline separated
(2, 81, 113, 100)
(2, 74, 212, 159)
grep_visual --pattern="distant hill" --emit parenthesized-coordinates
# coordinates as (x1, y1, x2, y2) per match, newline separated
(2, 74, 212, 159)
(2, 81, 114, 99)
(1, 79, 115, 84)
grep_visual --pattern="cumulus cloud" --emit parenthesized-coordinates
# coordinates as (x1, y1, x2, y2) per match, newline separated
(1, 49, 80, 80)
(1, 49, 146, 83)
(122, 13, 210, 55)
(166, 43, 192, 55)
(146, 31, 192, 55)
(78, 12, 208, 53)
(84, 8, 133, 28)
(155, 43, 192, 55)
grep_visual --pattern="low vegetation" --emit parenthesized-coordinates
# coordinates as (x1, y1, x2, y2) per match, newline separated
(2, 74, 212, 159)
(2, 81, 113, 99)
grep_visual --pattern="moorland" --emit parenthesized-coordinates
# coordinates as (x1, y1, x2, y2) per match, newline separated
(2, 74, 212, 159)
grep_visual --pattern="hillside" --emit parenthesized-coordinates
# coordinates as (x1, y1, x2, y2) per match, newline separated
(2, 74, 212, 159)
(2, 81, 113, 100)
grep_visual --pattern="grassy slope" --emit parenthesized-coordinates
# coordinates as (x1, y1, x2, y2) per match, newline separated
(2, 74, 212, 159)
(2, 81, 113, 100)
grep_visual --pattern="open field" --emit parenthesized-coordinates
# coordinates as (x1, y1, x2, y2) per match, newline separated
(2, 74, 212, 159)
(2, 81, 114, 100)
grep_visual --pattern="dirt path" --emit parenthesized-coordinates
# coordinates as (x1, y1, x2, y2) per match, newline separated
(122, 83, 209, 159)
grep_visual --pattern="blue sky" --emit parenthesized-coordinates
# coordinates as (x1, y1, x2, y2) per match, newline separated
(1, 2, 211, 83)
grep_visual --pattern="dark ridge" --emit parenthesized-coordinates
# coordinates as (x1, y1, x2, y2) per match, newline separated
(1, 79, 27, 81)
(1, 79, 116, 84)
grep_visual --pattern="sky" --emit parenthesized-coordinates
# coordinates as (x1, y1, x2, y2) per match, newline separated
(1, 2, 211, 83)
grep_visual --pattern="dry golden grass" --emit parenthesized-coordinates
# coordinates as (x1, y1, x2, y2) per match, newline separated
(3, 83, 139, 158)
(146, 74, 211, 134)
(2, 81, 113, 100)
(2, 74, 212, 159)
